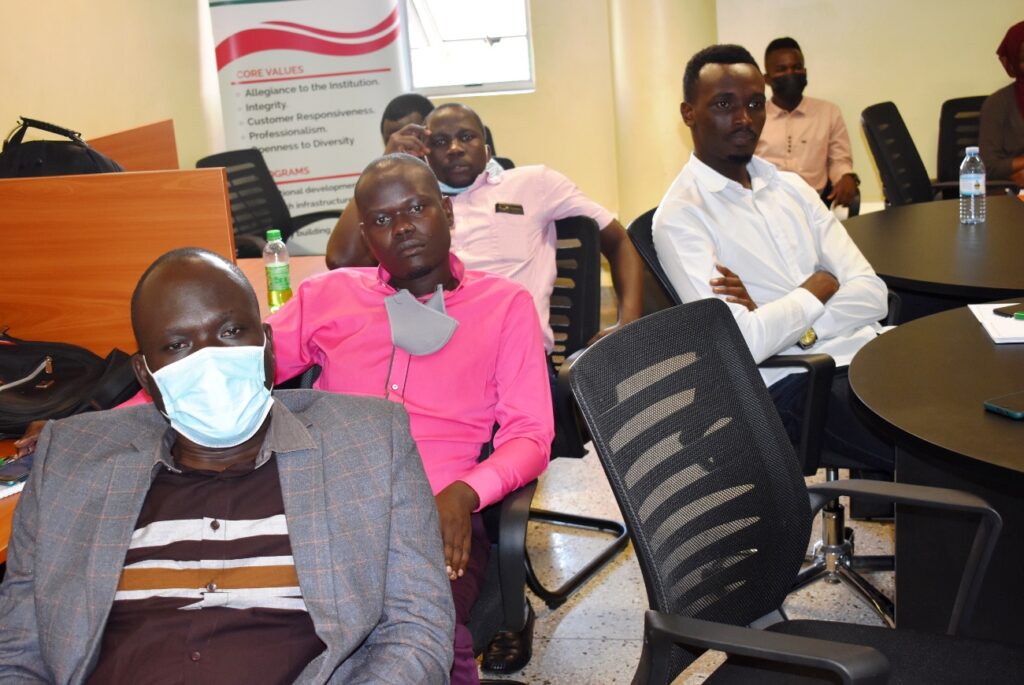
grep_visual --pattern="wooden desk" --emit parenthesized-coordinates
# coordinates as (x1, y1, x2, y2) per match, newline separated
(844, 196, 1024, 321)
(88, 120, 179, 171)
(849, 305, 1024, 643)
(0, 169, 236, 355)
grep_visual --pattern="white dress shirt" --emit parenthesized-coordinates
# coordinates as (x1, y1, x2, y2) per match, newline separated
(652, 153, 886, 387)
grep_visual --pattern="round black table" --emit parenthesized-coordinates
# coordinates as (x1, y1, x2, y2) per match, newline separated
(849, 305, 1024, 643)
(844, 195, 1024, 299)
(844, 196, 1024, 320)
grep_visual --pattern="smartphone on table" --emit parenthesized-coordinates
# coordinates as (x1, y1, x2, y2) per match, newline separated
(993, 304, 1024, 318)
(984, 391, 1024, 420)
(0, 453, 33, 485)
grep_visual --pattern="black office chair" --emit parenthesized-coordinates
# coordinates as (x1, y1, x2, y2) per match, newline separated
(626, 208, 896, 625)
(860, 102, 961, 206)
(196, 148, 341, 258)
(936, 96, 987, 198)
(565, 299, 1021, 685)
(524, 216, 630, 608)
(935, 96, 1018, 200)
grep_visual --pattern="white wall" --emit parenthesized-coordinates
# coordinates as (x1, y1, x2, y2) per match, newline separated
(716, 0, 1021, 202)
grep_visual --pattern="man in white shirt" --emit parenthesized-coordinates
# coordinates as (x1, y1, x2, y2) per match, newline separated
(653, 43, 892, 471)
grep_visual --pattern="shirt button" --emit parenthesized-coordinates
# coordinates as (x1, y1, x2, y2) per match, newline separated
(206, 581, 217, 592)
(210, 520, 220, 531)
(391, 384, 399, 390)
(190, 651, 201, 662)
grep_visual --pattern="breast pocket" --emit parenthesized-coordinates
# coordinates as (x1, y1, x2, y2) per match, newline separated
(492, 213, 533, 266)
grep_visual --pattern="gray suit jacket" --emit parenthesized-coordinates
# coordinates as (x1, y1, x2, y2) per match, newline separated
(0, 390, 454, 684)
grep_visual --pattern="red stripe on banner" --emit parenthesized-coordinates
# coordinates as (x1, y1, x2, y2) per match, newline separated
(262, 7, 398, 40)
(276, 172, 361, 185)
(231, 66, 391, 85)
(216, 26, 399, 70)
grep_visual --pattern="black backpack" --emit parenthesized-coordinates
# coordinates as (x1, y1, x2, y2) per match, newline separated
(0, 331, 141, 438)
(0, 117, 123, 178)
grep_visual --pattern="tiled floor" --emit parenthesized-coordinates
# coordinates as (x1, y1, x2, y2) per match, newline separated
(479, 451, 894, 684)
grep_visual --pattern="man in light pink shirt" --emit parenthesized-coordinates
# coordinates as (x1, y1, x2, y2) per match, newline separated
(268, 154, 553, 685)
(754, 37, 860, 208)
(326, 103, 644, 351)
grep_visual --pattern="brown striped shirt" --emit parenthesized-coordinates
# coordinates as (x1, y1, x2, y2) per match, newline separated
(87, 456, 325, 684)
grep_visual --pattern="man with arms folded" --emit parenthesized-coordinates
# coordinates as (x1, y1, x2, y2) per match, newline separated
(653, 44, 892, 472)
(326, 102, 645, 348)
(0, 249, 454, 684)
(755, 37, 860, 209)
(268, 154, 554, 685)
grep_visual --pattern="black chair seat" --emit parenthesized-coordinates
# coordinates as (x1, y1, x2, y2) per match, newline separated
(704, 620, 1024, 685)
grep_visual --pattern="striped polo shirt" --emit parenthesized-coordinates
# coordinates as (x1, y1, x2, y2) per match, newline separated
(87, 455, 325, 684)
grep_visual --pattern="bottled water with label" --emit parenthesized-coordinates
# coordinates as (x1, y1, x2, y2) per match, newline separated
(959, 146, 985, 224)
(263, 228, 292, 312)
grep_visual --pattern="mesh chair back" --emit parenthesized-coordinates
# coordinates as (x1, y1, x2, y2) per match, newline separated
(861, 102, 933, 206)
(569, 299, 811, 629)
(550, 216, 601, 368)
(197, 148, 295, 242)
(626, 208, 682, 309)
(937, 96, 988, 189)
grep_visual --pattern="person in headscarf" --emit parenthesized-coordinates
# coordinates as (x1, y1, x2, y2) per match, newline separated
(979, 20, 1024, 186)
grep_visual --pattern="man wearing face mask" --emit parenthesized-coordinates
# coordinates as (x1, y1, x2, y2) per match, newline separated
(755, 37, 860, 209)
(268, 154, 553, 685)
(0, 249, 455, 684)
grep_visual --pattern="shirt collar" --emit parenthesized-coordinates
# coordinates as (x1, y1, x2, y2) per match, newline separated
(374, 252, 468, 297)
(152, 396, 316, 474)
(767, 98, 809, 118)
(687, 152, 779, 194)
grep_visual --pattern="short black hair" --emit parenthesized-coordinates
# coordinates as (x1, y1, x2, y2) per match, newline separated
(380, 93, 435, 134)
(764, 37, 802, 65)
(130, 247, 256, 340)
(683, 44, 760, 103)
(426, 103, 486, 137)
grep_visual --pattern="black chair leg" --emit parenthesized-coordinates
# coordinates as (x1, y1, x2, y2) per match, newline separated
(524, 508, 629, 609)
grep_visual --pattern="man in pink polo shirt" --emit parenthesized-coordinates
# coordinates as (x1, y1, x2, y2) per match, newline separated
(326, 103, 644, 351)
(268, 154, 553, 685)
(755, 37, 860, 209)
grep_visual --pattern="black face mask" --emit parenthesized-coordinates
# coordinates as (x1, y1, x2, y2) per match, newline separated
(771, 73, 807, 100)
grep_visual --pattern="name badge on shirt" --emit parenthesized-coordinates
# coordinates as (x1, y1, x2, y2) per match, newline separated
(495, 202, 525, 215)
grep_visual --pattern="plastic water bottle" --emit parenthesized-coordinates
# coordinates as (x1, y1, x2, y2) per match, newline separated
(959, 146, 986, 224)
(263, 229, 292, 312)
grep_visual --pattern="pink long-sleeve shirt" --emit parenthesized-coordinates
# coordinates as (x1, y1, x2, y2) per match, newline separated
(266, 255, 553, 509)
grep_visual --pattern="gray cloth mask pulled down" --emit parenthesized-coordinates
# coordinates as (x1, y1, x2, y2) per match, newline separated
(383, 284, 459, 356)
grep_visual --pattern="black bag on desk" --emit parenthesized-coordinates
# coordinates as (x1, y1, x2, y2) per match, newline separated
(0, 117, 123, 178)
(0, 331, 140, 438)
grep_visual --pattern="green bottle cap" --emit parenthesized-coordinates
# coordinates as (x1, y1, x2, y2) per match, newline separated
(266, 228, 282, 242)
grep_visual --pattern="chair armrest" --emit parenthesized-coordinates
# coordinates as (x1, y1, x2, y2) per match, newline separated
(496, 480, 536, 631)
(807, 479, 1002, 635)
(635, 611, 889, 685)
(291, 210, 342, 231)
(758, 353, 835, 475)
(553, 349, 589, 459)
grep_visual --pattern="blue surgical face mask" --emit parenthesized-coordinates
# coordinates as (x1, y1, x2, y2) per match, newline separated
(146, 340, 274, 449)
(438, 157, 505, 195)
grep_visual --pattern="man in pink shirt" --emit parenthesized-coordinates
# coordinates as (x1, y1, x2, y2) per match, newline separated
(755, 37, 860, 208)
(326, 103, 644, 350)
(268, 154, 553, 685)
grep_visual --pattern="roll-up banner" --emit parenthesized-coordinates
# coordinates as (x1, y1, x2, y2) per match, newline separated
(209, 0, 410, 254)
